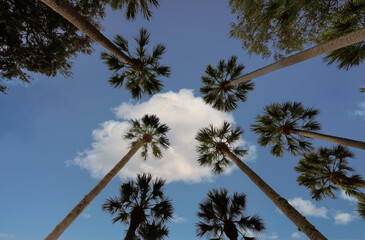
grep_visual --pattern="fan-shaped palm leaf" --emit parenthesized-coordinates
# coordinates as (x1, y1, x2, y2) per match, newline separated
(137, 220, 169, 240)
(295, 145, 364, 201)
(196, 188, 265, 240)
(200, 56, 254, 112)
(109, 0, 160, 20)
(101, 28, 170, 99)
(103, 173, 173, 240)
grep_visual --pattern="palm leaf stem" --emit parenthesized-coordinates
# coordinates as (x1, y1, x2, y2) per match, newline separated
(290, 129, 365, 150)
(229, 28, 365, 86)
(221, 147, 327, 240)
(45, 139, 145, 240)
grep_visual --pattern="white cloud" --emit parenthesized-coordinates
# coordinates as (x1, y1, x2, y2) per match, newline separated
(288, 197, 328, 218)
(71, 89, 256, 183)
(172, 214, 187, 223)
(355, 101, 365, 120)
(334, 212, 355, 225)
(0, 233, 14, 240)
(267, 232, 278, 239)
(291, 232, 303, 239)
(81, 213, 91, 219)
(340, 190, 357, 202)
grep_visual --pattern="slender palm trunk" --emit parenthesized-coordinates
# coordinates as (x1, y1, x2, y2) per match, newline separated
(221, 147, 327, 240)
(290, 129, 365, 150)
(124, 206, 145, 240)
(40, 0, 134, 65)
(44, 139, 145, 240)
(229, 28, 365, 85)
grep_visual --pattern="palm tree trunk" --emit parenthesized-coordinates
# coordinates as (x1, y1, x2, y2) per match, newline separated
(290, 129, 365, 150)
(40, 0, 134, 66)
(229, 28, 365, 85)
(44, 139, 145, 240)
(221, 148, 328, 240)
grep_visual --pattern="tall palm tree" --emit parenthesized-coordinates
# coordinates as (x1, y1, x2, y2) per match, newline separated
(108, 0, 160, 20)
(137, 220, 169, 240)
(45, 114, 170, 240)
(196, 188, 265, 240)
(103, 173, 173, 240)
(196, 121, 327, 240)
(40, 0, 169, 98)
(228, 28, 365, 86)
(199, 56, 254, 112)
(101, 28, 170, 99)
(295, 145, 365, 200)
(251, 102, 365, 155)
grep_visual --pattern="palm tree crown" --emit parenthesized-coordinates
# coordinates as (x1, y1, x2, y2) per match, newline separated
(251, 102, 320, 157)
(196, 121, 247, 174)
(103, 173, 173, 240)
(295, 145, 364, 201)
(200, 56, 254, 112)
(125, 114, 170, 160)
(196, 188, 265, 240)
(137, 220, 169, 240)
(108, 0, 160, 20)
(101, 28, 170, 99)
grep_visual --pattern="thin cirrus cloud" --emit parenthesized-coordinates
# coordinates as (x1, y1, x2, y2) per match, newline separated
(71, 89, 257, 183)
(354, 101, 365, 120)
(288, 197, 328, 218)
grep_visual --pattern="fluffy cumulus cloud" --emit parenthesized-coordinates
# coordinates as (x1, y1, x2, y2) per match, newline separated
(340, 190, 357, 202)
(334, 212, 355, 225)
(355, 101, 365, 120)
(288, 197, 328, 218)
(72, 89, 256, 183)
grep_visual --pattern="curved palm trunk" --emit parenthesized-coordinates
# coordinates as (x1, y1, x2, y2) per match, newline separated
(40, 0, 134, 65)
(221, 147, 327, 240)
(45, 139, 145, 240)
(229, 28, 365, 85)
(290, 129, 365, 150)
(124, 206, 145, 240)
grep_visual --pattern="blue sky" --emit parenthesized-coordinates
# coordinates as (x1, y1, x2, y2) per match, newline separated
(1, 0, 365, 239)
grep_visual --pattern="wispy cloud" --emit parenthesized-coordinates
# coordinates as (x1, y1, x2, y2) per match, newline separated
(340, 190, 357, 202)
(354, 101, 365, 120)
(334, 212, 356, 225)
(71, 89, 257, 183)
(291, 231, 304, 239)
(172, 214, 187, 223)
(0, 233, 14, 240)
(81, 213, 91, 219)
(288, 197, 328, 218)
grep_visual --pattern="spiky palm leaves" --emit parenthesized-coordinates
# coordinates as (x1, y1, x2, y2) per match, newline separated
(137, 220, 169, 240)
(200, 56, 254, 112)
(103, 173, 173, 240)
(196, 121, 247, 174)
(101, 28, 170, 99)
(196, 188, 265, 240)
(295, 145, 364, 200)
(251, 102, 320, 157)
(125, 114, 170, 160)
(108, 0, 160, 20)
(321, 0, 365, 70)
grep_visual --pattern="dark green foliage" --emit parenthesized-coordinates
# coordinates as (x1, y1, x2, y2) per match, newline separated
(321, 0, 365, 70)
(251, 102, 320, 157)
(101, 28, 170, 99)
(229, 0, 341, 60)
(0, 0, 106, 93)
(124, 114, 170, 160)
(137, 220, 169, 240)
(195, 121, 247, 174)
(102, 173, 173, 240)
(199, 56, 254, 112)
(108, 0, 160, 20)
(357, 194, 365, 220)
(196, 188, 265, 240)
(295, 145, 364, 201)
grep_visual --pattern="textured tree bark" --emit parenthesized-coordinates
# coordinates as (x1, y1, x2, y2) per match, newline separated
(40, 0, 134, 65)
(44, 139, 145, 240)
(290, 129, 365, 150)
(222, 148, 328, 240)
(229, 28, 365, 85)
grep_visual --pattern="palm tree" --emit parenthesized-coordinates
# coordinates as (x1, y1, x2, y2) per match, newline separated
(40, 0, 169, 98)
(44, 114, 170, 240)
(251, 102, 365, 155)
(196, 121, 327, 240)
(295, 145, 365, 200)
(137, 220, 169, 240)
(196, 188, 265, 240)
(101, 28, 170, 99)
(228, 28, 365, 86)
(357, 194, 365, 221)
(102, 173, 173, 240)
(108, 0, 160, 20)
(199, 56, 254, 112)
